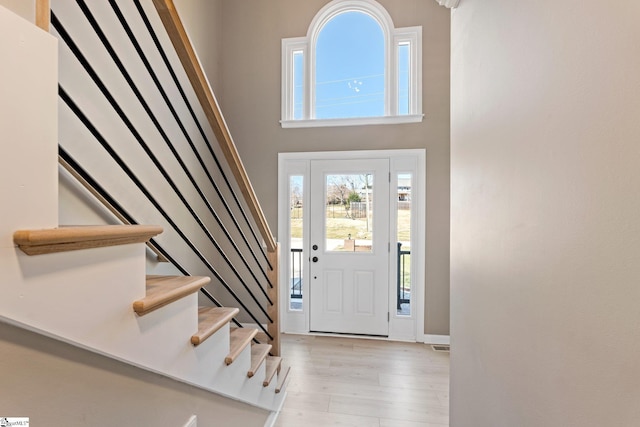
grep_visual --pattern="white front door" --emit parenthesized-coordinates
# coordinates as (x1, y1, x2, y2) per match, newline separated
(309, 159, 390, 336)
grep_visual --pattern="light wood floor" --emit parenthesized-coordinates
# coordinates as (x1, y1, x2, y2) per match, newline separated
(275, 334, 450, 427)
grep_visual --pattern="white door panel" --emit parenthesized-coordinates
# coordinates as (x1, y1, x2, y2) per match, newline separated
(354, 270, 375, 315)
(324, 271, 344, 313)
(309, 159, 390, 336)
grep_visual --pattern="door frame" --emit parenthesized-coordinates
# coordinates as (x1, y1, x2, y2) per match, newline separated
(278, 149, 426, 341)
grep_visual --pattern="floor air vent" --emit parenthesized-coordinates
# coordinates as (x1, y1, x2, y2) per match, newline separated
(431, 344, 450, 352)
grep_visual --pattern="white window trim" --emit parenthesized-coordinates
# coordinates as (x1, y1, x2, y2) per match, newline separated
(281, 114, 424, 129)
(394, 26, 422, 117)
(281, 0, 423, 128)
(281, 37, 307, 122)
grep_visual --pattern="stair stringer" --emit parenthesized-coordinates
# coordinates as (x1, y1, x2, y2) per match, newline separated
(1, 243, 283, 411)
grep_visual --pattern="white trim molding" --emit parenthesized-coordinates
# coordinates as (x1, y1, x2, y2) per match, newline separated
(281, 114, 424, 128)
(279, 150, 426, 341)
(434, 0, 460, 9)
(423, 334, 450, 345)
(264, 392, 288, 427)
(182, 415, 197, 427)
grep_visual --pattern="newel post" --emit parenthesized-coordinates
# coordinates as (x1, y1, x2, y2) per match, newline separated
(36, 0, 49, 31)
(267, 244, 281, 356)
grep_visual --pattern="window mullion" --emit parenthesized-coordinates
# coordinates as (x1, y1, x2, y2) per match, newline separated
(282, 38, 308, 121)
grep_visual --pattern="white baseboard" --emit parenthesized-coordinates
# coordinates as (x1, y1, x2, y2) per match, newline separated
(182, 415, 197, 427)
(423, 334, 450, 345)
(264, 391, 288, 427)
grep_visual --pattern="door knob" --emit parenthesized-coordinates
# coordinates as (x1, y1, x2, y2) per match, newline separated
(312, 256, 318, 262)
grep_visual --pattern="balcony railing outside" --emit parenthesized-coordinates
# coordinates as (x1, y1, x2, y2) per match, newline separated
(397, 242, 411, 312)
(289, 245, 411, 314)
(290, 248, 303, 299)
(290, 248, 303, 311)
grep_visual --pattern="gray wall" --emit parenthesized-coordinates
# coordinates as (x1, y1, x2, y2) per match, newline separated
(0, 322, 269, 427)
(174, 0, 223, 93)
(194, 0, 451, 335)
(451, 0, 640, 425)
(0, 0, 34, 23)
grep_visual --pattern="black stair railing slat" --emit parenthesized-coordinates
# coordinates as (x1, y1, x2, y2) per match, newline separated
(59, 147, 245, 331)
(58, 84, 272, 339)
(52, 3, 277, 338)
(132, 0, 273, 274)
(109, 0, 273, 290)
(71, 0, 272, 309)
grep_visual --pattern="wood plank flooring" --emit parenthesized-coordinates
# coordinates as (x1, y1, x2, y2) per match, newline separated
(275, 334, 450, 427)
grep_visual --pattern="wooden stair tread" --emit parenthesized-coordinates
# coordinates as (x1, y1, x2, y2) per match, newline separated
(263, 356, 282, 386)
(133, 275, 210, 316)
(247, 344, 272, 378)
(225, 328, 258, 365)
(275, 363, 291, 394)
(191, 306, 239, 346)
(254, 331, 270, 343)
(14, 225, 163, 255)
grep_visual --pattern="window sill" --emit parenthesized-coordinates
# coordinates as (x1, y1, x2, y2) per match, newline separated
(280, 114, 424, 129)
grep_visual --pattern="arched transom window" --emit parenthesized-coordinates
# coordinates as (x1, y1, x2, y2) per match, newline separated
(282, 0, 422, 128)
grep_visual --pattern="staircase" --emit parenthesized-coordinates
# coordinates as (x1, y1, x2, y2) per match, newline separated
(9, 225, 289, 410)
(6, 224, 289, 412)
(0, 0, 288, 422)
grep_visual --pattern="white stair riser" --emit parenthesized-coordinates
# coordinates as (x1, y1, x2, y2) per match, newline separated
(0, 243, 280, 408)
(0, 245, 146, 340)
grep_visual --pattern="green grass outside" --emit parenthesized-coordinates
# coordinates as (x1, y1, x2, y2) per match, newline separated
(290, 205, 412, 243)
(290, 205, 412, 290)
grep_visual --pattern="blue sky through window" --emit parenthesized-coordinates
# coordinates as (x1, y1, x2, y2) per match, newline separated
(398, 43, 410, 115)
(315, 12, 385, 119)
(293, 51, 304, 120)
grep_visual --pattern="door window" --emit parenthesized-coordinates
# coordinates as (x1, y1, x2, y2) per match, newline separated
(324, 173, 374, 253)
(289, 175, 304, 311)
(396, 172, 412, 316)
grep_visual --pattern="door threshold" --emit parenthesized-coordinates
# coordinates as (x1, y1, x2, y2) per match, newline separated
(283, 331, 418, 343)
(284, 331, 424, 343)
(310, 330, 388, 339)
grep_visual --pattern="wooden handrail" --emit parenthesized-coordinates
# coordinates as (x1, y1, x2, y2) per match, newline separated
(14, 225, 163, 255)
(152, 0, 276, 252)
(59, 155, 169, 262)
